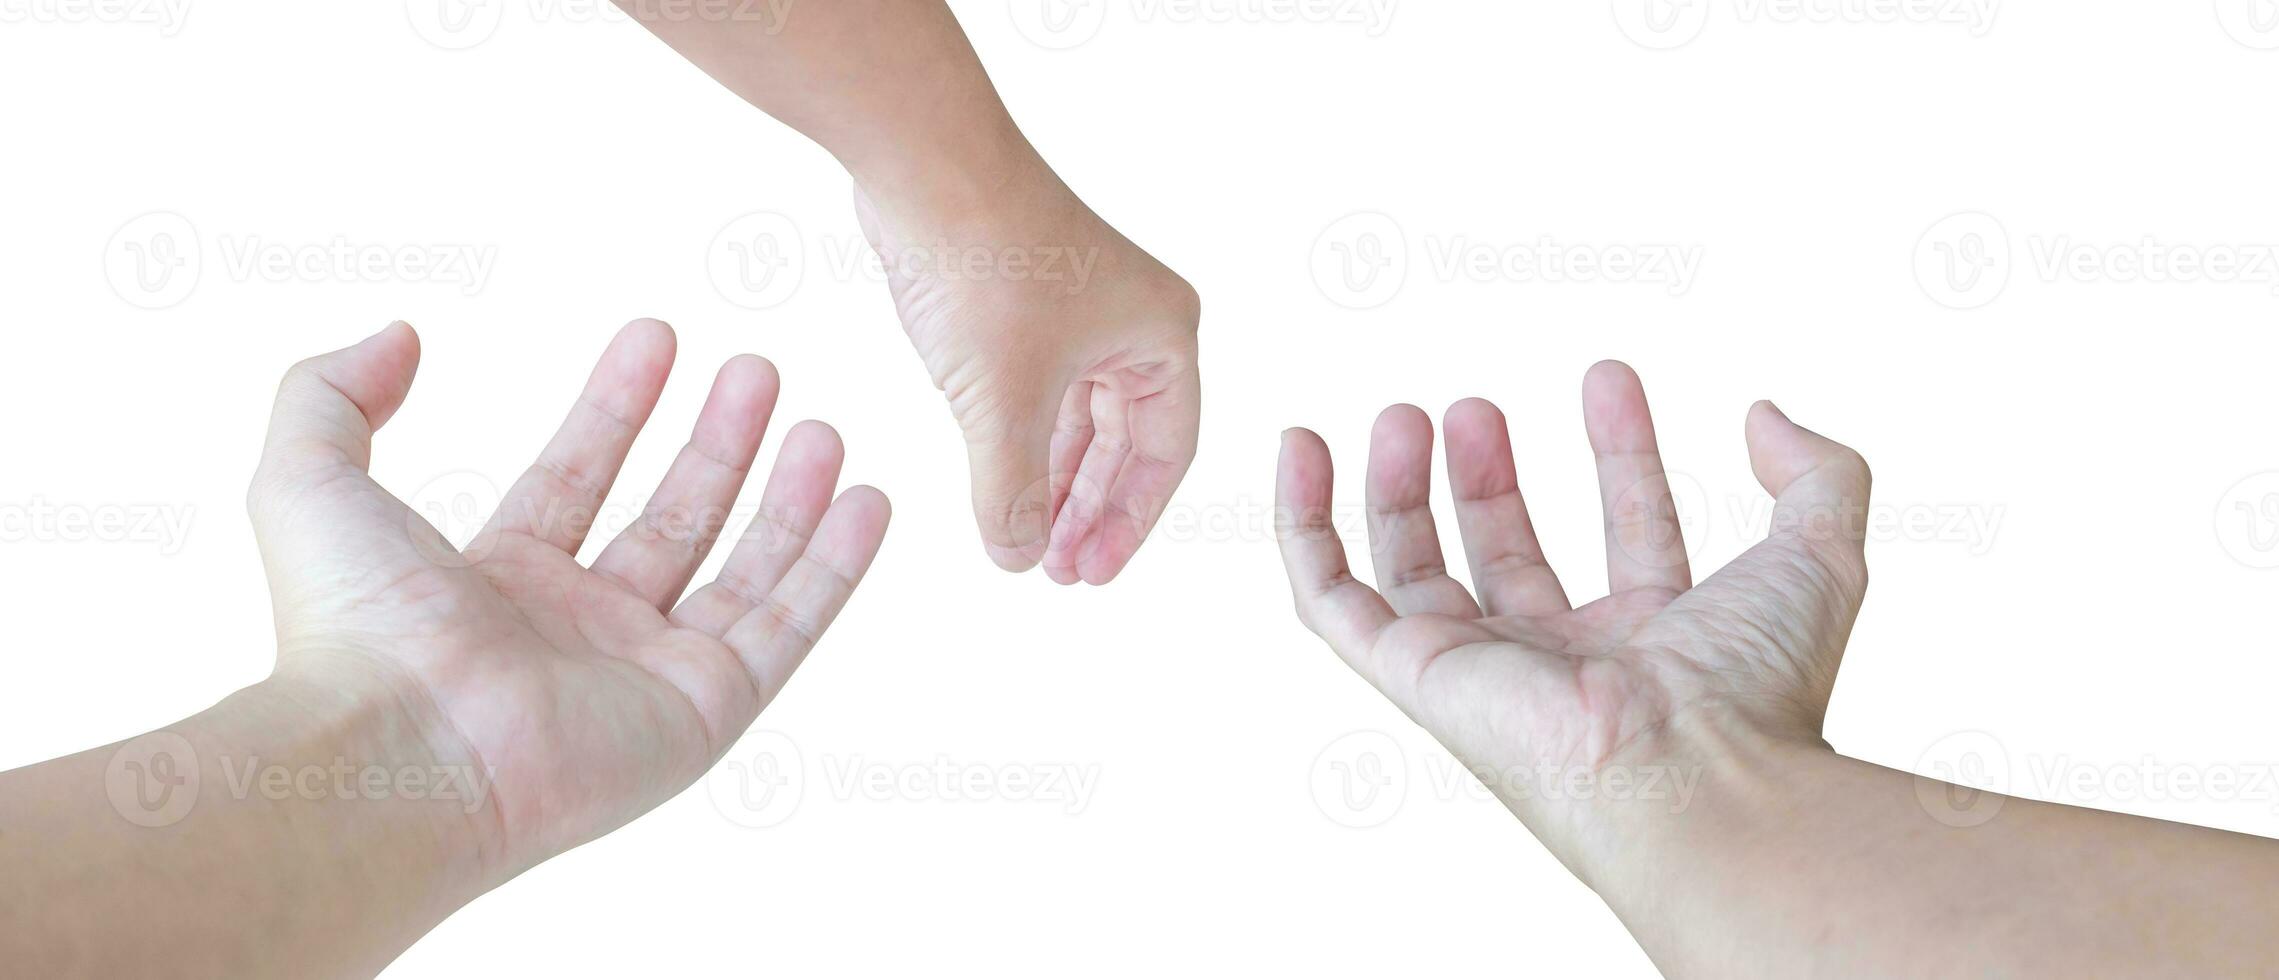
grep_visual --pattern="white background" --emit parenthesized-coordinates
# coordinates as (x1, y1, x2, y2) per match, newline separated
(5, 1, 2279, 976)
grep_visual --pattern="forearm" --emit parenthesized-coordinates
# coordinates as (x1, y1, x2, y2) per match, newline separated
(1579, 714, 2279, 977)
(0, 674, 490, 979)
(610, 0, 1054, 222)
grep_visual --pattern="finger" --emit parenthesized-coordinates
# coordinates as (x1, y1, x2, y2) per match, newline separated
(966, 389, 1060, 573)
(721, 486, 891, 705)
(591, 355, 780, 611)
(1275, 428, 1397, 662)
(253, 321, 422, 488)
(1042, 385, 1126, 585)
(1582, 360, 1692, 596)
(1070, 367, 1199, 585)
(1044, 381, 1096, 533)
(1364, 405, 1481, 618)
(1443, 398, 1570, 616)
(486, 319, 676, 555)
(1631, 401, 1873, 702)
(672, 420, 846, 636)
(1747, 400, 1872, 562)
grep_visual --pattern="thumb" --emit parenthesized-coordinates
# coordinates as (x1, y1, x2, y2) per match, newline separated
(964, 396, 1059, 572)
(254, 321, 422, 488)
(1746, 399, 1872, 557)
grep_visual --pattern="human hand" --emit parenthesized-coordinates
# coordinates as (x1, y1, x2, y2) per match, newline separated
(853, 169, 1199, 584)
(249, 318, 889, 882)
(1274, 361, 1871, 867)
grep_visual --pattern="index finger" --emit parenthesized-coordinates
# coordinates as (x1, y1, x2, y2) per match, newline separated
(1275, 427, 1396, 660)
(1070, 368, 1200, 585)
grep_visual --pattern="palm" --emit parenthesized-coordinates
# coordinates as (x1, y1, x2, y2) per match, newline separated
(1383, 591, 1684, 770)
(1277, 362, 1871, 827)
(852, 185, 1200, 584)
(249, 320, 889, 875)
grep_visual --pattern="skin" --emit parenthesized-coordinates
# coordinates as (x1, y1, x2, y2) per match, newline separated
(0, 320, 891, 977)
(613, 0, 1202, 584)
(1275, 361, 2279, 977)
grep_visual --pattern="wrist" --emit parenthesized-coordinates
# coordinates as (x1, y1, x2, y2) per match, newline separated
(0, 668, 499, 977)
(195, 664, 503, 902)
(851, 131, 1090, 248)
(1554, 701, 1837, 902)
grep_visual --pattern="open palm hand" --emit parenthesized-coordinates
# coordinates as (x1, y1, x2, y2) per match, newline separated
(1275, 362, 1872, 850)
(248, 320, 888, 880)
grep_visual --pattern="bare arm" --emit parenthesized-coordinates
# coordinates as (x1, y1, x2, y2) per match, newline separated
(1599, 717, 2279, 976)
(0, 679, 482, 977)
(0, 321, 890, 977)
(612, 0, 1046, 221)
(1274, 366, 2279, 977)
